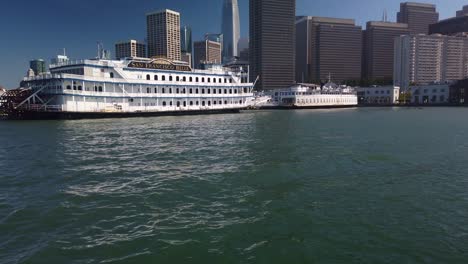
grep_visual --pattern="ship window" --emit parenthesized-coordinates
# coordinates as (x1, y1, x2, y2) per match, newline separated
(169, 76, 173, 81)
(170, 101, 173, 106)
(176, 76, 180, 82)
(146, 74, 150, 80)
(224, 89, 227, 94)
(94, 86, 98, 92)
(163, 101, 166, 106)
(239, 100, 242, 104)
(162, 88, 165, 94)
(169, 88, 172, 93)
(73, 86, 77, 90)
(110, 73, 114, 78)
(182, 88, 186, 93)
(66, 85, 71, 90)
(202, 77, 205, 82)
(214, 78, 216, 83)
(182, 76, 186, 82)
(229, 89, 232, 94)
(207, 89, 211, 94)
(98, 86, 103, 92)
(183, 101, 186, 107)
(177, 101, 180, 107)
(78, 86, 82, 91)
(208, 78, 211, 83)
(162, 75, 166, 81)
(196, 101, 199, 106)
(196, 77, 199, 82)
(214, 101, 217, 105)
(224, 78, 227, 83)
(147, 87, 150, 93)
(196, 88, 199, 94)
(208, 101, 211, 106)
(202, 101, 205, 106)
(154, 88, 157, 93)
(234, 89, 238, 94)
(189, 88, 193, 94)
(244, 88, 247, 93)
(225, 100, 228, 104)
(219, 78, 222, 83)
(213, 89, 217, 94)
(219, 89, 222, 94)
(202, 89, 205, 94)
(154, 75, 158, 81)
(176, 88, 179, 94)
(219, 100, 222, 105)
(229, 79, 233, 83)
(189, 77, 193, 82)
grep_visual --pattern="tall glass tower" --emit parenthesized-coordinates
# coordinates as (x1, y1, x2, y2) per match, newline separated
(180, 26, 192, 53)
(221, 0, 240, 63)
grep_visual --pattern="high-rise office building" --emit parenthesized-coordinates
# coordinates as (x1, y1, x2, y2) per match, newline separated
(193, 40, 222, 69)
(147, 9, 181, 60)
(250, 0, 296, 90)
(362, 21, 409, 83)
(397, 2, 439, 34)
(30, 59, 46, 76)
(394, 34, 468, 89)
(115, 40, 146, 59)
(430, 7, 468, 36)
(221, 0, 240, 62)
(181, 26, 192, 53)
(181, 52, 192, 67)
(296, 16, 362, 83)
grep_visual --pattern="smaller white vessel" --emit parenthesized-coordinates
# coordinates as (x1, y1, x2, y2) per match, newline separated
(256, 82, 358, 109)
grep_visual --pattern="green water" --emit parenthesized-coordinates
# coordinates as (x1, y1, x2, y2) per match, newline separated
(1, 108, 468, 263)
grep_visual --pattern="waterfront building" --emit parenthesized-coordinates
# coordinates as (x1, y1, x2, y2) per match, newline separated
(397, 2, 439, 34)
(30, 59, 46, 76)
(362, 21, 409, 83)
(221, 0, 240, 63)
(295, 16, 362, 84)
(356, 86, 400, 105)
(193, 40, 222, 69)
(147, 9, 181, 61)
(394, 34, 468, 90)
(250, 0, 296, 90)
(181, 52, 192, 67)
(449, 78, 468, 104)
(115, 40, 146, 60)
(181, 26, 192, 53)
(406, 84, 449, 104)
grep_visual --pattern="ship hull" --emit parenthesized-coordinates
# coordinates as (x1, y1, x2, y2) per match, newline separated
(2, 108, 243, 120)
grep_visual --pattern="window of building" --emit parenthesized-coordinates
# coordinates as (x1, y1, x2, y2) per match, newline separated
(229, 79, 233, 83)
(182, 76, 186, 82)
(213, 89, 217, 94)
(98, 86, 103, 92)
(202, 77, 205, 82)
(78, 86, 82, 91)
(208, 78, 211, 83)
(202, 101, 205, 106)
(189, 88, 193, 94)
(154, 75, 158, 81)
(207, 89, 211, 94)
(162, 88, 165, 93)
(110, 72, 114, 78)
(196, 88, 199, 94)
(219, 100, 222, 105)
(176, 76, 180, 82)
(219, 78, 222, 83)
(169, 88, 172, 94)
(154, 88, 157, 93)
(182, 88, 186, 93)
(183, 101, 187, 107)
(224, 89, 227, 94)
(170, 101, 173, 106)
(146, 74, 150, 80)
(196, 77, 199, 82)
(234, 89, 238, 94)
(189, 77, 193, 82)
(169, 76, 173, 81)
(202, 88, 205, 94)
(196, 101, 199, 106)
(177, 101, 180, 107)
(214, 101, 217, 105)
(208, 101, 211, 106)
(66, 85, 71, 90)
(162, 75, 166, 81)
(190, 101, 193, 106)
(214, 78, 216, 83)
(224, 100, 228, 104)
(224, 78, 227, 83)
(229, 89, 232, 94)
(163, 101, 166, 106)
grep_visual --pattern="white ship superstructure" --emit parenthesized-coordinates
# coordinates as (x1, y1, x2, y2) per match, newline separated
(2, 57, 254, 119)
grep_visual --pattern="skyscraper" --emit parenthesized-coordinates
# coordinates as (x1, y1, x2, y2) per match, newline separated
(29, 59, 46, 76)
(147, 9, 181, 61)
(181, 26, 192, 53)
(430, 6, 468, 36)
(394, 34, 468, 90)
(250, 0, 296, 90)
(397, 2, 439, 34)
(115, 40, 146, 60)
(221, 0, 240, 63)
(193, 40, 222, 69)
(296, 16, 362, 83)
(362, 21, 409, 83)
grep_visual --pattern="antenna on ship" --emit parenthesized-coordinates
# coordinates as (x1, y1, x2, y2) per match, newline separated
(63, 48, 66, 57)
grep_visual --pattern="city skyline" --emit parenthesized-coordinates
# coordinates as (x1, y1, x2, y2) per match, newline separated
(0, 0, 466, 88)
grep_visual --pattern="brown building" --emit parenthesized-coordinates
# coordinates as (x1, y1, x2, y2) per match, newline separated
(362, 21, 409, 83)
(193, 40, 222, 69)
(115, 40, 146, 60)
(397, 2, 438, 34)
(250, 0, 296, 90)
(147, 9, 181, 61)
(295, 16, 362, 84)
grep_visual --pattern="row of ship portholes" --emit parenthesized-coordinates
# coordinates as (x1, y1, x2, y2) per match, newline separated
(136, 100, 244, 107)
(297, 98, 356, 104)
(146, 74, 233, 84)
(145, 87, 248, 95)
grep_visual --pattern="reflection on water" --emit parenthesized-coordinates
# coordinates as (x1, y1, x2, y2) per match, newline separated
(1, 108, 468, 263)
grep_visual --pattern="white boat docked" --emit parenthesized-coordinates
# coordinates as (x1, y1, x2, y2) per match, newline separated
(1, 57, 254, 119)
(257, 83, 358, 109)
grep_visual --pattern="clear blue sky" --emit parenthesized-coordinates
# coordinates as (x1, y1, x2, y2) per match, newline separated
(0, 0, 464, 88)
